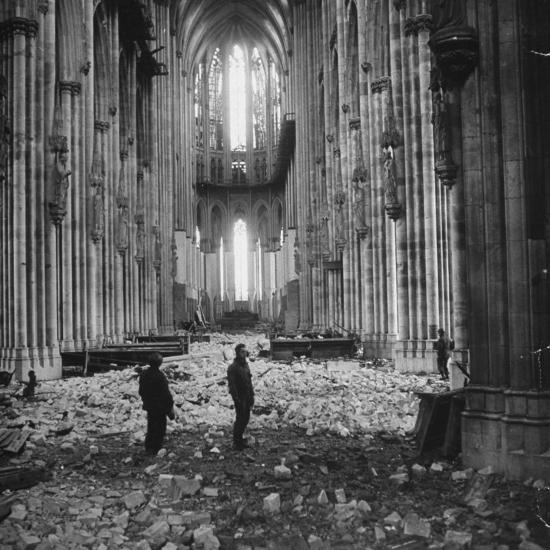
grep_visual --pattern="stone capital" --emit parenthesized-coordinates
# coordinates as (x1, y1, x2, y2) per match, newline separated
(38, 0, 49, 14)
(349, 118, 361, 131)
(0, 17, 39, 40)
(94, 120, 110, 133)
(371, 76, 391, 94)
(59, 81, 82, 95)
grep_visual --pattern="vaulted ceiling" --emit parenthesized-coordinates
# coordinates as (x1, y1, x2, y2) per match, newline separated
(171, 0, 293, 71)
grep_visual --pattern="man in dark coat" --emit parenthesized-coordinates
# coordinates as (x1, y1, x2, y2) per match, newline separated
(434, 328, 453, 380)
(227, 343, 254, 450)
(139, 352, 175, 454)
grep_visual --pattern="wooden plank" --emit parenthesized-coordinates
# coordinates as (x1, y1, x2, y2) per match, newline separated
(0, 430, 19, 449)
(4, 429, 30, 454)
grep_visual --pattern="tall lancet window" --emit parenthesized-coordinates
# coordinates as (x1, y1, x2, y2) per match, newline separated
(194, 63, 204, 148)
(251, 48, 266, 150)
(269, 58, 281, 143)
(229, 45, 246, 151)
(209, 48, 223, 151)
(234, 219, 248, 300)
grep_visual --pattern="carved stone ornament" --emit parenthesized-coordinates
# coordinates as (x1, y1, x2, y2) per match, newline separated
(80, 61, 91, 75)
(171, 236, 178, 279)
(382, 145, 402, 221)
(371, 76, 391, 94)
(432, 91, 458, 187)
(59, 81, 82, 96)
(94, 120, 110, 133)
(0, 18, 39, 40)
(48, 135, 71, 225)
(89, 140, 105, 242)
(361, 61, 372, 74)
(349, 118, 361, 131)
(0, 75, 9, 185)
(326, 134, 334, 143)
(135, 213, 145, 262)
(428, 26, 479, 90)
(404, 14, 433, 36)
(393, 0, 406, 11)
(333, 148, 341, 159)
(341, 104, 350, 114)
(38, 0, 49, 14)
(153, 225, 161, 272)
(116, 206, 129, 254)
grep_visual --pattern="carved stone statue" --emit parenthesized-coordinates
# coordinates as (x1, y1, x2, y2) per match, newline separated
(294, 241, 302, 275)
(352, 173, 368, 228)
(382, 146, 398, 204)
(430, 0, 467, 30)
(92, 182, 105, 242)
(0, 76, 9, 184)
(117, 206, 129, 253)
(171, 236, 178, 279)
(49, 144, 71, 225)
(135, 214, 145, 262)
(334, 191, 346, 242)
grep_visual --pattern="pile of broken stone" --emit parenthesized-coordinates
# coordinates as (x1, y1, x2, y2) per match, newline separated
(0, 333, 547, 549)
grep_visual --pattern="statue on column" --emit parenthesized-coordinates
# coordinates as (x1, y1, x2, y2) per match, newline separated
(430, 0, 467, 29)
(153, 225, 161, 272)
(0, 76, 9, 184)
(91, 181, 105, 242)
(352, 167, 368, 228)
(319, 202, 331, 258)
(117, 206, 129, 253)
(294, 240, 302, 275)
(135, 214, 145, 261)
(48, 136, 71, 225)
(334, 191, 346, 244)
(382, 145, 402, 221)
(171, 235, 178, 279)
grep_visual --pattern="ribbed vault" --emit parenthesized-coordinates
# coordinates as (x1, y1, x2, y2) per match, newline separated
(171, 0, 292, 71)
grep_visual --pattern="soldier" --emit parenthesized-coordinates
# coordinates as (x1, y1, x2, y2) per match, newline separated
(434, 328, 454, 380)
(138, 352, 175, 455)
(227, 343, 254, 451)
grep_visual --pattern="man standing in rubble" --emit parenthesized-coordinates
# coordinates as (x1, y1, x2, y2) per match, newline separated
(227, 343, 254, 451)
(139, 352, 175, 455)
(434, 328, 454, 380)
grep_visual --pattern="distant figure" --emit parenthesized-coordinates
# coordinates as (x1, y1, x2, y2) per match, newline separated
(22, 370, 37, 398)
(227, 343, 254, 451)
(434, 328, 454, 380)
(138, 352, 175, 455)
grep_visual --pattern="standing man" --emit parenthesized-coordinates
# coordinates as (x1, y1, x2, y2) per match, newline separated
(227, 343, 254, 450)
(434, 328, 454, 380)
(139, 352, 175, 455)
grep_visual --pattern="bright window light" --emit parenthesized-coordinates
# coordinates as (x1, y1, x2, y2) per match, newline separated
(234, 219, 248, 300)
(229, 44, 246, 150)
(220, 236, 224, 298)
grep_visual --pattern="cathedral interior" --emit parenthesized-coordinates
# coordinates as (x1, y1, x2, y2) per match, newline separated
(1, 0, 550, 491)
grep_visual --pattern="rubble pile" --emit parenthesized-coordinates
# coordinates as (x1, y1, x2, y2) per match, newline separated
(0, 332, 548, 549)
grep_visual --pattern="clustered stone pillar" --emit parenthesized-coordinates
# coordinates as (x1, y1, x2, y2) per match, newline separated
(0, 2, 192, 379)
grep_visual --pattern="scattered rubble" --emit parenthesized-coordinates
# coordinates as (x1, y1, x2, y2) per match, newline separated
(0, 332, 548, 548)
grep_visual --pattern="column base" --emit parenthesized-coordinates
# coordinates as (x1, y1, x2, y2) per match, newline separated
(0, 345, 62, 381)
(362, 333, 395, 360)
(462, 386, 550, 480)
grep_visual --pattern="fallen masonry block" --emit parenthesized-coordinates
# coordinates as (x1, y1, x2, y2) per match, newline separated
(403, 512, 431, 538)
(193, 525, 220, 548)
(18, 532, 41, 550)
(123, 490, 146, 510)
(263, 493, 281, 514)
(274, 464, 292, 479)
(172, 476, 201, 498)
(142, 520, 170, 545)
(334, 488, 346, 503)
(181, 511, 212, 526)
(444, 530, 472, 549)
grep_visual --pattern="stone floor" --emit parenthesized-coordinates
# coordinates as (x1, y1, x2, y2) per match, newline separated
(0, 332, 549, 549)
